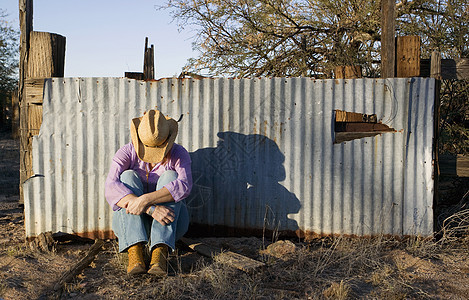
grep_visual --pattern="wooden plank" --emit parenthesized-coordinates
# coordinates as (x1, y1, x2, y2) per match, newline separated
(180, 237, 265, 273)
(381, 0, 395, 78)
(336, 122, 394, 133)
(396, 36, 421, 77)
(335, 110, 377, 123)
(335, 110, 363, 122)
(335, 132, 381, 144)
(19, 79, 44, 200)
(420, 58, 469, 80)
(439, 155, 469, 177)
(125, 72, 144, 80)
(27, 104, 42, 136)
(431, 51, 442, 80)
(25, 78, 45, 104)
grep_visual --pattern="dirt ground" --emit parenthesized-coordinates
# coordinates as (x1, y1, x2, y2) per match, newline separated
(1, 130, 469, 300)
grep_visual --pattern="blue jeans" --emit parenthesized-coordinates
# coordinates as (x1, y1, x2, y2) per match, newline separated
(112, 170, 189, 253)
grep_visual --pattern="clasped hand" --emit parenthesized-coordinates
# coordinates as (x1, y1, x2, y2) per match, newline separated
(150, 205, 175, 226)
(125, 195, 175, 226)
(125, 195, 149, 215)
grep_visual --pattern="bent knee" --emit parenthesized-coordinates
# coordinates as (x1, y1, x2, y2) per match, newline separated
(120, 170, 140, 184)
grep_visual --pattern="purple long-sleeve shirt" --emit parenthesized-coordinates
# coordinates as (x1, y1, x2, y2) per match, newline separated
(105, 142, 193, 211)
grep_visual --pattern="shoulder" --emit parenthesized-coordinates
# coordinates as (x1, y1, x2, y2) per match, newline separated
(170, 143, 191, 164)
(114, 142, 137, 160)
(172, 143, 190, 154)
(117, 142, 135, 155)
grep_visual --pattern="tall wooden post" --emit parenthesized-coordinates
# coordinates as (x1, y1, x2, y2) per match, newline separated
(396, 36, 421, 77)
(381, 0, 395, 78)
(19, 0, 33, 102)
(19, 0, 33, 203)
(19, 0, 66, 202)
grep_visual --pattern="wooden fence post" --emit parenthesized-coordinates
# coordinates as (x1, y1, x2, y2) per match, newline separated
(27, 31, 66, 78)
(381, 0, 395, 78)
(19, 0, 33, 104)
(19, 30, 66, 202)
(19, 0, 33, 203)
(334, 66, 363, 79)
(396, 36, 421, 77)
(431, 51, 442, 80)
(431, 51, 441, 232)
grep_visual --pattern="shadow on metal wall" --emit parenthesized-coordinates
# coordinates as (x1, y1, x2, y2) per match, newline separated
(187, 132, 300, 237)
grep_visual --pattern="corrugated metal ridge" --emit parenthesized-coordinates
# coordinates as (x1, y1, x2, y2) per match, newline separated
(24, 77, 434, 239)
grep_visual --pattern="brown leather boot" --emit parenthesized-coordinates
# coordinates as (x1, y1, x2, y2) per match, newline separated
(127, 243, 146, 275)
(148, 244, 168, 276)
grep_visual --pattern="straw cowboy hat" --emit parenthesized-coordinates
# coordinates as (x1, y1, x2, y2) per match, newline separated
(130, 109, 178, 163)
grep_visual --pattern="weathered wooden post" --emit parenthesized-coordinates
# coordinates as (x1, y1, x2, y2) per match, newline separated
(430, 51, 442, 80)
(396, 36, 421, 77)
(431, 51, 441, 231)
(381, 0, 395, 78)
(19, 0, 33, 202)
(19, 0, 66, 202)
(27, 31, 66, 78)
(334, 66, 363, 79)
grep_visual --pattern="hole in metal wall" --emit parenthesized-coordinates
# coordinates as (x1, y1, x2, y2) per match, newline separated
(334, 110, 396, 143)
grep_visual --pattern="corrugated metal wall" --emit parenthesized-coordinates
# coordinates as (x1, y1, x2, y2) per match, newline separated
(24, 77, 435, 239)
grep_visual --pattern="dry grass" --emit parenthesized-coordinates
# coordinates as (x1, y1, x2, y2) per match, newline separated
(109, 240, 127, 272)
(0, 279, 7, 298)
(323, 280, 351, 300)
(1, 203, 468, 299)
(1, 227, 469, 299)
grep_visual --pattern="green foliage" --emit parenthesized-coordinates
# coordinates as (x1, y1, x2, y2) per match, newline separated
(0, 9, 18, 93)
(0, 9, 19, 128)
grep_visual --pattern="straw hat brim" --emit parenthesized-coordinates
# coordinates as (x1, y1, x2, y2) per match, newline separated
(130, 116, 178, 163)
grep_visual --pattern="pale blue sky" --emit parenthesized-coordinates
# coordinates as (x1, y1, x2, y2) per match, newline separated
(2, 1, 197, 78)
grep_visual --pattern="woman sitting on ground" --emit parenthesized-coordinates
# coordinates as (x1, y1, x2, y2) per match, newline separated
(105, 108, 192, 276)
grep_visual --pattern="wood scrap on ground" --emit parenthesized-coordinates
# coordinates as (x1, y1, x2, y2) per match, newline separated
(29, 231, 55, 252)
(52, 239, 105, 291)
(180, 237, 265, 273)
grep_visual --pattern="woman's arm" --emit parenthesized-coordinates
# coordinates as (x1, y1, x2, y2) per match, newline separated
(126, 144, 192, 215)
(104, 143, 136, 211)
(125, 186, 174, 214)
(116, 193, 138, 209)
